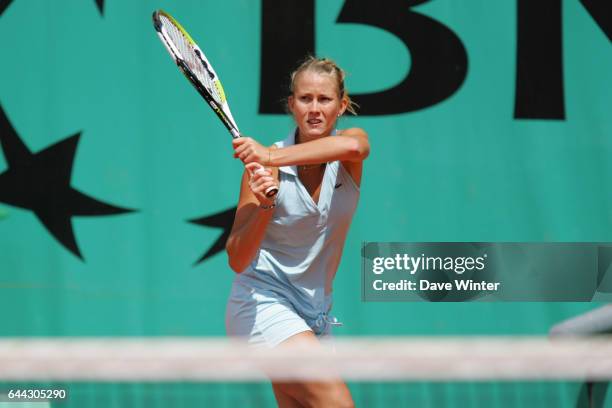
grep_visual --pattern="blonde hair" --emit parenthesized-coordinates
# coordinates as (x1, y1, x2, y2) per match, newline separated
(289, 56, 359, 115)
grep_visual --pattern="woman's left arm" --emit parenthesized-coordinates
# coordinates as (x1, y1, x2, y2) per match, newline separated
(273, 128, 369, 166)
(233, 128, 369, 167)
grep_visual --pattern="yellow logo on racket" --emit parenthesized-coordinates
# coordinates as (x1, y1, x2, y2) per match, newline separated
(214, 80, 227, 104)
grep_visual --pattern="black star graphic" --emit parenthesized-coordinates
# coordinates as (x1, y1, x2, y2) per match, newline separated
(0, 0, 10, 16)
(580, 0, 612, 42)
(94, 0, 105, 15)
(0, 104, 134, 259)
(188, 207, 236, 265)
(0, 0, 105, 17)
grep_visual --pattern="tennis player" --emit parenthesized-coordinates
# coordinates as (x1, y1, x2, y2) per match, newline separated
(226, 57, 368, 407)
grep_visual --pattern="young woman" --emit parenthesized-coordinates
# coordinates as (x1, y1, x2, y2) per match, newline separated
(226, 57, 369, 407)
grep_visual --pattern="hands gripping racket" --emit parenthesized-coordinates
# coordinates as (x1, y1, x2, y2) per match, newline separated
(152, 10, 278, 197)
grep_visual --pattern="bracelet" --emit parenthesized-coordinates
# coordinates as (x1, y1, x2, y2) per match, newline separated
(260, 202, 276, 210)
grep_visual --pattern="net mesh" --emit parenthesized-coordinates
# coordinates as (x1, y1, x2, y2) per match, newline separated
(0, 381, 602, 408)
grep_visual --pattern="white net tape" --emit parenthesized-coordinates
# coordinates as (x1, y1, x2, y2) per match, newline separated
(1, 337, 612, 382)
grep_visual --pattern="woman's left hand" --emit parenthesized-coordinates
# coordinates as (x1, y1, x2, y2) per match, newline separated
(232, 136, 269, 165)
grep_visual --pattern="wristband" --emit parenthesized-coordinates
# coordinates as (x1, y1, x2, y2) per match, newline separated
(260, 202, 276, 210)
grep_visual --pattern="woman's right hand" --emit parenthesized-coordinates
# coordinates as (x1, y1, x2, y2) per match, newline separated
(245, 163, 278, 207)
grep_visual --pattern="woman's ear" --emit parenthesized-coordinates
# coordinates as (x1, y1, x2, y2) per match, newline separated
(339, 96, 348, 116)
(287, 95, 295, 113)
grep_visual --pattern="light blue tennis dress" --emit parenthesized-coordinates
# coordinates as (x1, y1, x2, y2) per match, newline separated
(225, 130, 360, 348)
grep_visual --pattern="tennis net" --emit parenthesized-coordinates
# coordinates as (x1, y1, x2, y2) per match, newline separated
(1, 337, 611, 407)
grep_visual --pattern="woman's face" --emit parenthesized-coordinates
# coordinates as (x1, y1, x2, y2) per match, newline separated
(288, 70, 347, 140)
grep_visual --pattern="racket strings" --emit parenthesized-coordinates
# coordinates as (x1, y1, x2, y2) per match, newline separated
(159, 15, 224, 104)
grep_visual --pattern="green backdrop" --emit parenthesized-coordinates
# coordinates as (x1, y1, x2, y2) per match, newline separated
(1, 0, 610, 406)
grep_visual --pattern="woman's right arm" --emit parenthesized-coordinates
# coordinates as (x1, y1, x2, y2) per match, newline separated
(225, 163, 278, 273)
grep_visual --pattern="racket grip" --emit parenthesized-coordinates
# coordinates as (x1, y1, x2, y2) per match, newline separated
(252, 164, 279, 198)
(264, 186, 278, 197)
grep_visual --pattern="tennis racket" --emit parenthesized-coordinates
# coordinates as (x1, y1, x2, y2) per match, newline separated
(152, 10, 278, 197)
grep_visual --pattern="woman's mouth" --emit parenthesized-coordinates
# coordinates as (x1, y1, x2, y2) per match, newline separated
(307, 119, 322, 126)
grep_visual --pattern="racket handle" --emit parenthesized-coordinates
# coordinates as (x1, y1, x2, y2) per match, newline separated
(252, 164, 278, 198)
(264, 185, 278, 197)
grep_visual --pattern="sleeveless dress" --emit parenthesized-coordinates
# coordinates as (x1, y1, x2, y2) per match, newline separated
(225, 129, 360, 347)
